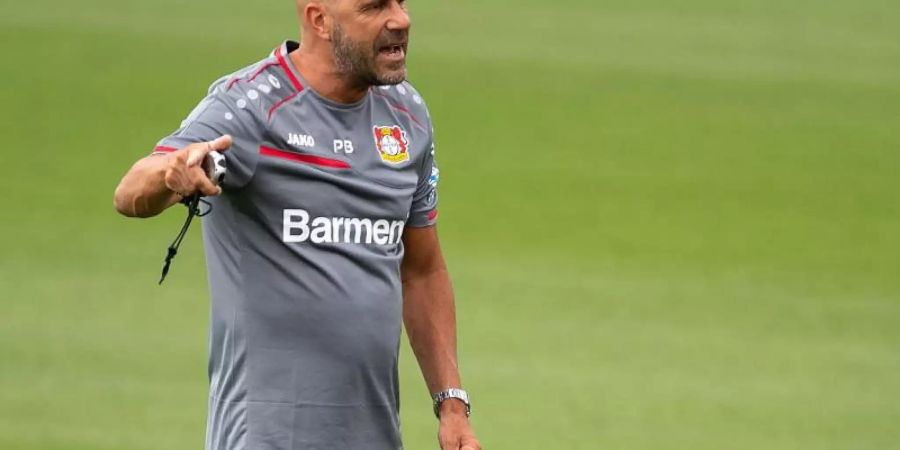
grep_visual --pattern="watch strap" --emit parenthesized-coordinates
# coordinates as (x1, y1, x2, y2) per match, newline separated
(432, 388, 471, 418)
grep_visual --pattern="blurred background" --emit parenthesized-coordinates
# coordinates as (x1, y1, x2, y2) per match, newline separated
(1, 0, 899, 448)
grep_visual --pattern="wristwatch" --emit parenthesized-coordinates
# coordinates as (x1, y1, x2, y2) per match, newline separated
(432, 388, 471, 418)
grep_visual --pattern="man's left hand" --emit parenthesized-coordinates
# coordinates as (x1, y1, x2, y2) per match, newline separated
(437, 400, 481, 450)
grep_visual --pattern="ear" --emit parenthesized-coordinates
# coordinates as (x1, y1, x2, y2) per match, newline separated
(302, 1, 333, 41)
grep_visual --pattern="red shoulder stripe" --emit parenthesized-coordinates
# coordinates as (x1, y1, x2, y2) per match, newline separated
(227, 60, 280, 91)
(248, 61, 280, 82)
(276, 46, 304, 91)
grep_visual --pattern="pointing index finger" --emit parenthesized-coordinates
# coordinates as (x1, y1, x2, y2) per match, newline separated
(209, 134, 233, 152)
(187, 135, 233, 166)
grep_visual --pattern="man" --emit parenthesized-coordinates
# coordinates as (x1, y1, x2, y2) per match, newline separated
(113, 1, 480, 449)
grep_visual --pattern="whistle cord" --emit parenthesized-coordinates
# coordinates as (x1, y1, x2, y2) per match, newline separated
(158, 195, 212, 284)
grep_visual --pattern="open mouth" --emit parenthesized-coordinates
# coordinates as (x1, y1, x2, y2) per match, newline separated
(378, 43, 407, 59)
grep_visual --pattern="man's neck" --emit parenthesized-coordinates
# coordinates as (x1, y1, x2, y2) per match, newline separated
(290, 42, 369, 104)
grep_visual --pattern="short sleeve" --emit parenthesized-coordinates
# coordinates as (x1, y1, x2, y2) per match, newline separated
(407, 130, 439, 228)
(154, 82, 264, 190)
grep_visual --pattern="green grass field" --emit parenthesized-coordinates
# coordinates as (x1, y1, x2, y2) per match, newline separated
(2, 0, 899, 448)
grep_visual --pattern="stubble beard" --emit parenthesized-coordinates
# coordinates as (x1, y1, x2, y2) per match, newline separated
(331, 23, 407, 88)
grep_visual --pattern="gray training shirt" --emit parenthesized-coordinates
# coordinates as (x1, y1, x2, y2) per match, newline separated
(153, 41, 439, 450)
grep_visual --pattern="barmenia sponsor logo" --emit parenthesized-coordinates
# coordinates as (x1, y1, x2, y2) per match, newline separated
(283, 209, 405, 245)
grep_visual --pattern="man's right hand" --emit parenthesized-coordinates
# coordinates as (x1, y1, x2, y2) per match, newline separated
(114, 135, 232, 218)
(164, 135, 233, 198)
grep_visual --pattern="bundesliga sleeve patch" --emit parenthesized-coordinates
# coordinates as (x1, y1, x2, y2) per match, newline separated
(373, 125, 410, 164)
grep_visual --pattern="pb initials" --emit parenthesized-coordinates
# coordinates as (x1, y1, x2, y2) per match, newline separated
(333, 139, 354, 154)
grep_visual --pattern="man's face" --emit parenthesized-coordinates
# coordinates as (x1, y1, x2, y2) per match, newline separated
(328, 0, 411, 87)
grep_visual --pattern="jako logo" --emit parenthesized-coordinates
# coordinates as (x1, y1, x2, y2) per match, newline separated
(283, 209, 405, 245)
(288, 133, 315, 148)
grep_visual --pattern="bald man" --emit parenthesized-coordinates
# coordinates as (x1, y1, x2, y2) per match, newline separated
(114, 1, 481, 449)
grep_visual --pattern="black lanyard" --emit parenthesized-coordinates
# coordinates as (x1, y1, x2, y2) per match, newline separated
(158, 195, 212, 284)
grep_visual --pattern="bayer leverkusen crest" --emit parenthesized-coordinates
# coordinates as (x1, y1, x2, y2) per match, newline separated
(373, 125, 410, 164)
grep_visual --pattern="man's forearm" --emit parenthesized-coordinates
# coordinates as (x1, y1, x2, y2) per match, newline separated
(401, 228, 479, 447)
(114, 155, 179, 218)
(402, 266, 463, 401)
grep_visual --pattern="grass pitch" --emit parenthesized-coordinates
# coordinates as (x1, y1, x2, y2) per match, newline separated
(1, 0, 899, 448)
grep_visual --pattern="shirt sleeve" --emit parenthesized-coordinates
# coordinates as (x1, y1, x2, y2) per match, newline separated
(407, 129, 439, 228)
(154, 82, 263, 190)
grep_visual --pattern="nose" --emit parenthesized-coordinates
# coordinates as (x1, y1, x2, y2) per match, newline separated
(386, 0, 411, 31)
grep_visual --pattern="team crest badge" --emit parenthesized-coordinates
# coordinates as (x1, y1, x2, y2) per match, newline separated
(373, 125, 410, 164)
